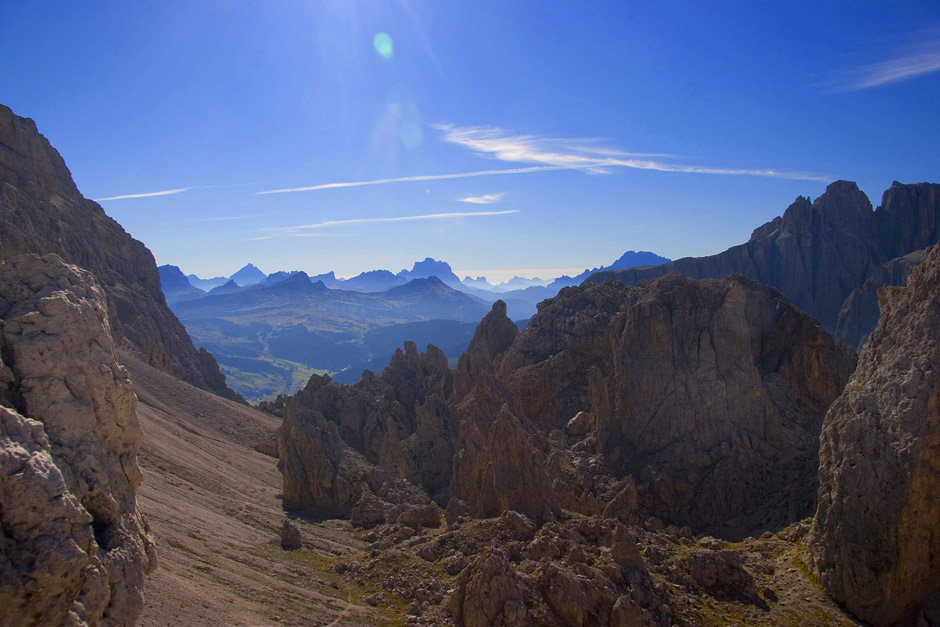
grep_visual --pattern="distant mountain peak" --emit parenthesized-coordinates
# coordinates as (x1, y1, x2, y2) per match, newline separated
(399, 258, 460, 286)
(230, 263, 266, 286)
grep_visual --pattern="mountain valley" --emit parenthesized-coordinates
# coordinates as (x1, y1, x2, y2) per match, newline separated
(3, 101, 940, 627)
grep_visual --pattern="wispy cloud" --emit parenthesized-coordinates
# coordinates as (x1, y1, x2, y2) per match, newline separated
(458, 193, 505, 204)
(255, 168, 555, 195)
(834, 27, 940, 91)
(167, 214, 260, 225)
(95, 187, 191, 201)
(436, 124, 828, 181)
(268, 210, 518, 235)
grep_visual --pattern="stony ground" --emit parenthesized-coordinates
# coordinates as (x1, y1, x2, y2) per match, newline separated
(124, 353, 402, 626)
(124, 352, 859, 626)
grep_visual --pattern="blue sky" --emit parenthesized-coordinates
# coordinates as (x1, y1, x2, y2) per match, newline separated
(2, 1, 939, 282)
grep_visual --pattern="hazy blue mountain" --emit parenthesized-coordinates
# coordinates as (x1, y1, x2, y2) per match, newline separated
(398, 257, 462, 287)
(170, 272, 491, 401)
(461, 276, 495, 290)
(310, 270, 343, 288)
(207, 279, 242, 296)
(341, 269, 406, 292)
(454, 250, 672, 319)
(499, 276, 550, 290)
(230, 262, 266, 286)
(262, 270, 300, 284)
(158, 264, 206, 305)
(187, 273, 228, 291)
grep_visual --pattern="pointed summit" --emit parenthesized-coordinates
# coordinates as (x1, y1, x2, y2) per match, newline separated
(230, 263, 266, 286)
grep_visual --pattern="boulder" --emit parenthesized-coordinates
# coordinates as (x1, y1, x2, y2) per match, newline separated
(450, 549, 529, 627)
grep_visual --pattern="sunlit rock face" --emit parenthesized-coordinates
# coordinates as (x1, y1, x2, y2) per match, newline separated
(0, 103, 237, 399)
(0, 253, 155, 626)
(809, 242, 940, 627)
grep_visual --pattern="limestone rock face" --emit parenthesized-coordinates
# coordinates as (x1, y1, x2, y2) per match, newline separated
(450, 549, 529, 627)
(809, 243, 940, 626)
(499, 275, 855, 537)
(0, 254, 155, 626)
(280, 343, 457, 505)
(450, 302, 559, 524)
(591, 180, 940, 335)
(835, 249, 924, 350)
(0, 104, 236, 399)
(279, 393, 358, 517)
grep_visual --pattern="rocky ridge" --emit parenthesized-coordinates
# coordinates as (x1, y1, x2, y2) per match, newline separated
(277, 267, 859, 623)
(0, 104, 237, 399)
(590, 180, 940, 341)
(809, 242, 940, 626)
(0, 254, 155, 626)
(835, 248, 924, 350)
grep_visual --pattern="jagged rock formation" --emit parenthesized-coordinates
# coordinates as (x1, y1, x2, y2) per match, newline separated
(495, 275, 856, 536)
(279, 341, 457, 514)
(809, 243, 940, 626)
(591, 180, 940, 337)
(0, 104, 237, 399)
(835, 249, 924, 350)
(450, 301, 560, 524)
(284, 274, 854, 539)
(0, 254, 155, 626)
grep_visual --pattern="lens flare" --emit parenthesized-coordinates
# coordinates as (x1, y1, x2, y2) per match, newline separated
(373, 32, 394, 60)
(399, 122, 422, 148)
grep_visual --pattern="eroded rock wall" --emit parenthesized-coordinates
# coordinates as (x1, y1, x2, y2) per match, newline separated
(809, 243, 940, 626)
(591, 180, 940, 337)
(0, 254, 155, 626)
(0, 103, 236, 399)
(495, 275, 855, 537)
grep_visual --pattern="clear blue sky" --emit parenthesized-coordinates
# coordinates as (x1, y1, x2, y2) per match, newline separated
(2, 1, 939, 282)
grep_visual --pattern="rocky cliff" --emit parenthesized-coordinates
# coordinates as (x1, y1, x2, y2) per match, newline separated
(590, 180, 940, 338)
(0, 104, 236, 399)
(0, 254, 155, 626)
(835, 249, 924, 350)
(280, 341, 456, 520)
(495, 275, 856, 536)
(809, 243, 940, 626)
(282, 273, 854, 540)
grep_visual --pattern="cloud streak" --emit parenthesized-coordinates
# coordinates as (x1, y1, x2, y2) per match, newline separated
(436, 124, 828, 181)
(268, 209, 518, 235)
(95, 187, 191, 201)
(458, 193, 505, 204)
(835, 29, 940, 91)
(256, 168, 556, 195)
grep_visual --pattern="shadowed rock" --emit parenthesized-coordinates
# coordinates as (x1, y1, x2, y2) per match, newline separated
(497, 274, 856, 537)
(591, 180, 940, 336)
(809, 242, 940, 626)
(835, 249, 924, 350)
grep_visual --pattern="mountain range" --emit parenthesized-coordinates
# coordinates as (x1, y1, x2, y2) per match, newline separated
(168, 271, 492, 401)
(162, 252, 673, 400)
(591, 180, 940, 347)
(5, 101, 940, 626)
